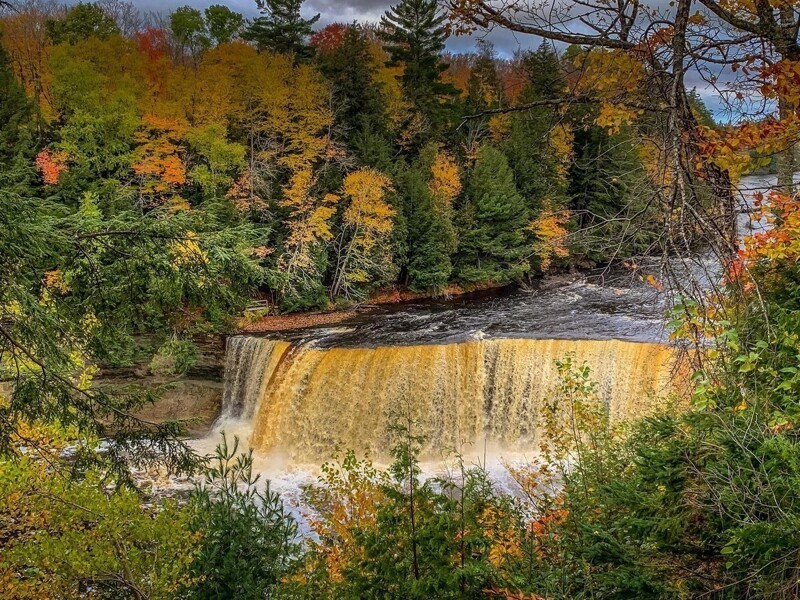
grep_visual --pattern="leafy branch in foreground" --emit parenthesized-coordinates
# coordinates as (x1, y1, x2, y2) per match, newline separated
(0, 167, 265, 477)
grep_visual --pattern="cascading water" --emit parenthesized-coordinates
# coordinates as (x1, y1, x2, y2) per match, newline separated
(219, 336, 683, 462)
(219, 337, 292, 421)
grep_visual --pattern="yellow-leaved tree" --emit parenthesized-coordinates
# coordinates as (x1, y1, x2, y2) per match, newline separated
(331, 168, 396, 298)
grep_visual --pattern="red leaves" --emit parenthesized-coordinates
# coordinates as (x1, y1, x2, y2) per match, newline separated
(310, 23, 350, 54)
(135, 28, 170, 63)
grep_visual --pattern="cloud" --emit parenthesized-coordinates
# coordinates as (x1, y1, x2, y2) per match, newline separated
(127, 0, 544, 56)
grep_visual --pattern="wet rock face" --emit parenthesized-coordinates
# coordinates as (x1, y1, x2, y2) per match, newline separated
(133, 379, 223, 436)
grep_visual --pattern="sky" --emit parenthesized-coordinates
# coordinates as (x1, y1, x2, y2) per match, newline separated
(133, 0, 543, 56)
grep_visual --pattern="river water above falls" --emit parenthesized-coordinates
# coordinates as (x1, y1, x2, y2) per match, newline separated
(199, 175, 777, 486)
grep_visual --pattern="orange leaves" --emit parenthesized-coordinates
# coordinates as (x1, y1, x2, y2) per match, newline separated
(696, 119, 798, 179)
(43, 270, 69, 294)
(227, 170, 268, 214)
(132, 115, 187, 200)
(35, 149, 69, 185)
(726, 191, 800, 293)
(759, 59, 800, 107)
(135, 27, 170, 63)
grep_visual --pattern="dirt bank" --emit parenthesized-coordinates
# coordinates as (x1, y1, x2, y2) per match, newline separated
(239, 281, 512, 333)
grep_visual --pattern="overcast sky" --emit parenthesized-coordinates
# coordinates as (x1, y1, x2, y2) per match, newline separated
(131, 0, 544, 56)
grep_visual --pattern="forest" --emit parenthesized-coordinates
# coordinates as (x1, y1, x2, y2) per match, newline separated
(3, 0, 800, 597)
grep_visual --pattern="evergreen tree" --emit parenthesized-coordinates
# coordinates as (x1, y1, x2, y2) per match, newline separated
(46, 2, 120, 45)
(400, 161, 454, 290)
(465, 40, 504, 115)
(502, 43, 568, 215)
(380, 0, 458, 139)
(243, 0, 320, 59)
(456, 146, 529, 284)
(315, 25, 389, 156)
(523, 42, 564, 98)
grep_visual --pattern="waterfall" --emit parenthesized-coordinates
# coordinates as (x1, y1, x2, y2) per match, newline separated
(221, 336, 683, 462)
(220, 336, 292, 421)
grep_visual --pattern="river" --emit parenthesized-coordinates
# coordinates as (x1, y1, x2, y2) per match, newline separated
(191, 174, 780, 506)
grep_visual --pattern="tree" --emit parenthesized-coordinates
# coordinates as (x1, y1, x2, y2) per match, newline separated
(314, 25, 389, 156)
(401, 149, 458, 290)
(331, 168, 396, 298)
(204, 4, 244, 46)
(186, 122, 246, 200)
(170, 6, 210, 61)
(380, 0, 458, 140)
(46, 2, 120, 45)
(501, 44, 568, 217)
(47, 35, 146, 207)
(0, 453, 196, 598)
(464, 40, 504, 115)
(184, 435, 299, 599)
(456, 146, 529, 284)
(242, 0, 320, 60)
(0, 32, 34, 168)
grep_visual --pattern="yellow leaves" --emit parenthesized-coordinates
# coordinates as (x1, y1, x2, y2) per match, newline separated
(479, 505, 523, 568)
(596, 103, 641, 135)
(170, 231, 208, 267)
(331, 169, 396, 296)
(549, 124, 574, 178)
(168, 196, 192, 212)
(488, 114, 511, 142)
(43, 270, 69, 294)
(697, 118, 800, 180)
(530, 209, 570, 271)
(303, 452, 386, 581)
(343, 169, 395, 242)
(575, 49, 645, 98)
(638, 137, 671, 186)
(428, 151, 462, 207)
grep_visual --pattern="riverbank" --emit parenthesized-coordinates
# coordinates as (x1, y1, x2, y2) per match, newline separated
(237, 277, 585, 333)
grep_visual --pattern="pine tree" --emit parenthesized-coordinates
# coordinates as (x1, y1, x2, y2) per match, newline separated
(456, 146, 530, 284)
(401, 161, 455, 290)
(380, 0, 458, 138)
(502, 43, 568, 215)
(465, 40, 504, 115)
(243, 0, 320, 60)
(315, 25, 389, 155)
